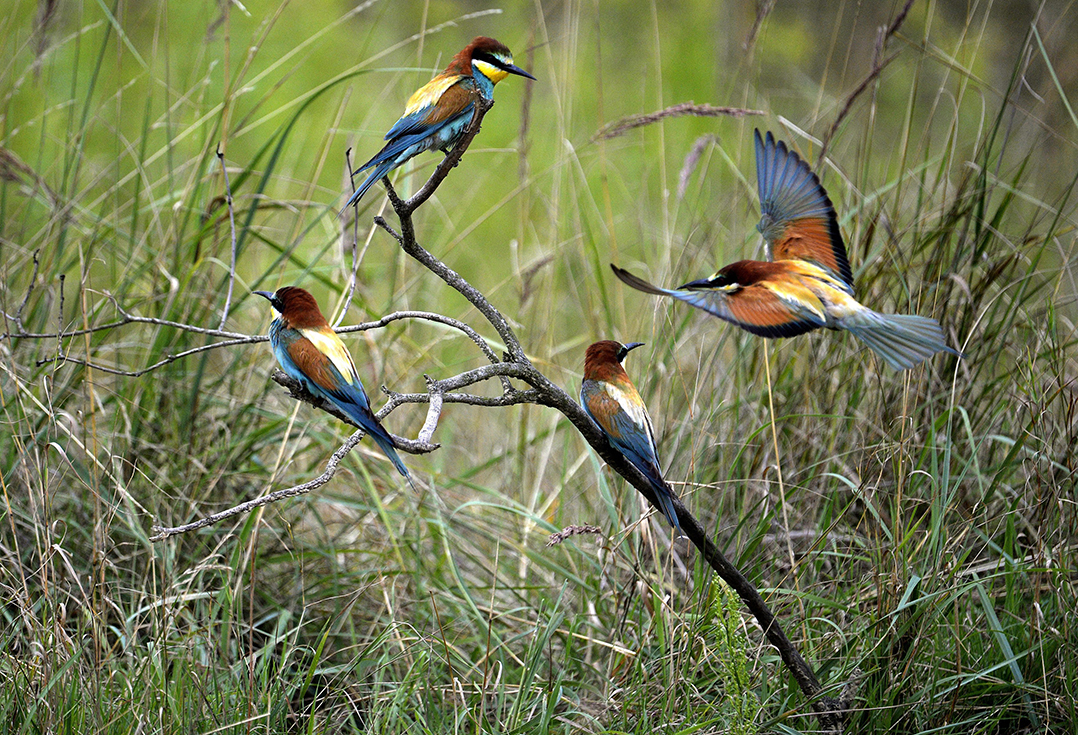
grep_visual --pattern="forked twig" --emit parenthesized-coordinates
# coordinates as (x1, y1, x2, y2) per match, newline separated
(149, 431, 367, 541)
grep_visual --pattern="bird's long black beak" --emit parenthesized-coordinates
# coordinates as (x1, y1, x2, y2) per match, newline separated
(676, 276, 714, 290)
(618, 341, 645, 362)
(254, 290, 281, 312)
(504, 63, 536, 81)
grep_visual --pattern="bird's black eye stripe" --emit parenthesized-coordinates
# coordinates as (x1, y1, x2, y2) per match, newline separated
(472, 49, 505, 68)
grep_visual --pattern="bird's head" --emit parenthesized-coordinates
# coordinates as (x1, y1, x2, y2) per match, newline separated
(254, 286, 328, 328)
(462, 36, 536, 84)
(677, 269, 739, 293)
(584, 340, 644, 379)
(676, 260, 785, 293)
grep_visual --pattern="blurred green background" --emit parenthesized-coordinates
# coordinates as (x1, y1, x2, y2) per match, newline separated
(2, 0, 1076, 732)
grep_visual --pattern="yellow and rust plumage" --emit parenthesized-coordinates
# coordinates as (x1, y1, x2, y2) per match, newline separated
(343, 36, 535, 209)
(611, 130, 962, 370)
(580, 341, 681, 530)
(254, 286, 412, 480)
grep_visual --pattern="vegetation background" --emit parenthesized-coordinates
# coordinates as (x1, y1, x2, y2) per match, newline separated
(1, 0, 1076, 732)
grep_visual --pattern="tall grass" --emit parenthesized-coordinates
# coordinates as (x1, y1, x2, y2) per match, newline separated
(1, 0, 1076, 732)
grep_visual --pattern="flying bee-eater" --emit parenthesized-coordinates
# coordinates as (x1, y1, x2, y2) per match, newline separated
(254, 286, 412, 482)
(580, 340, 681, 531)
(612, 130, 961, 371)
(344, 36, 536, 209)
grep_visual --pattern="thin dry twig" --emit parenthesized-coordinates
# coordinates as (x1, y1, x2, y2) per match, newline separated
(594, 102, 764, 141)
(29, 308, 501, 380)
(55, 274, 65, 361)
(338, 146, 361, 328)
(217, 145, 239, 331)
(817, 0, 915, 163)
(14, 250, 41, 332)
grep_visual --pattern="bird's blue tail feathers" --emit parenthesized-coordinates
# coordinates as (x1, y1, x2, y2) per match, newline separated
(343, 161, 395, 210)
(845, 312, 961, 371)
(338, 400, 414, 486)
(651, 479, 682, 532)
(369, 430, 412, 481)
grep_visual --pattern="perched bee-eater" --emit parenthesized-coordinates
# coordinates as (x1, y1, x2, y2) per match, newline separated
(344, 36, 536, 208)
(580, 340, 681, 531)
(612, 130, 961, 371)
(254, 286, 411, 481)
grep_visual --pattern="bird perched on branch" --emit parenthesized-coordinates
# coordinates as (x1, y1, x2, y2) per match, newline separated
(343, 36, 536, 209)
(580, 340, 681, 531)
(254, 286, 411, 482)
(612, 129, 961, 371)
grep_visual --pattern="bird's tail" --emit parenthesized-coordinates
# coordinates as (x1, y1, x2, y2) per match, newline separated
(342, 161, 394, 211)
(844, 310, 961, 371)
(370, 430, 412, 482)
(651, 480, 682, 533)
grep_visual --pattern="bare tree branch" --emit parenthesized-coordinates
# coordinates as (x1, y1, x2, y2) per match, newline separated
(338, 145, 362, 329)
(370, 98, 847, 730)
(36, 337, 261, 376)
(12, 82, 849, 729)
(28, 308, 505, 384)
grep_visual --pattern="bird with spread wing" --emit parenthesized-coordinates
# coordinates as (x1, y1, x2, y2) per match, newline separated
(612, 130, 961, 371)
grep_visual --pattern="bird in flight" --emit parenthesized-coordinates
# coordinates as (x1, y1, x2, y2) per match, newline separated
(612, 129, 961, 371)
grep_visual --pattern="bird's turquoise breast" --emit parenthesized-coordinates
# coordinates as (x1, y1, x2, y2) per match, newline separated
(268, 320, 309, 387)
(472, 68, 496, 100)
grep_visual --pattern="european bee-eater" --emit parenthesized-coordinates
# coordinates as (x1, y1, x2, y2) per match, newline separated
(612, 129, 961, 371)
(580, 340, 681, 531)
(344, 36, 536, 208)
(254, 286, 410, 480)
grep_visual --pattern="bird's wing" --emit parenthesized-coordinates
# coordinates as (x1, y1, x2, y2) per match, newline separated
(610, 265, 670, 296)
(755, 130, 853, 288)
(288, 329, 372, 411)
(354, 80, 477, 173)
(612, 264, 824, 338)
(581, 380, 665, 485)
(384, 76, 476, 140)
